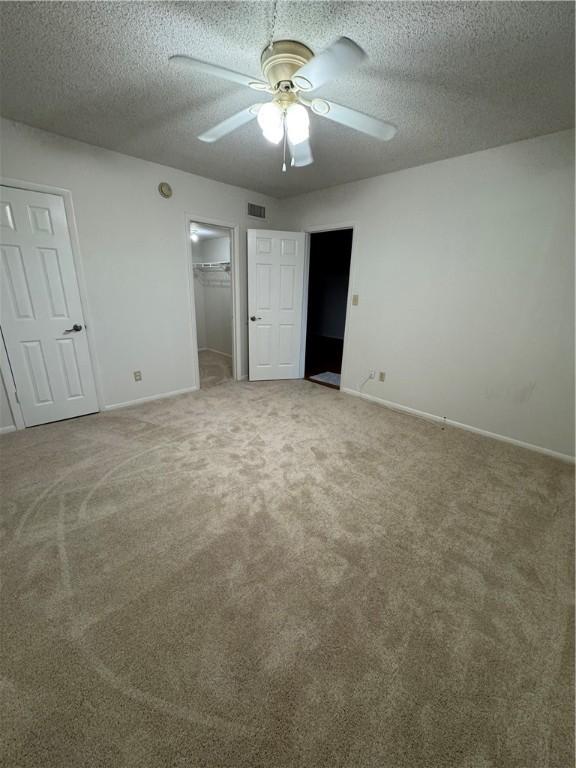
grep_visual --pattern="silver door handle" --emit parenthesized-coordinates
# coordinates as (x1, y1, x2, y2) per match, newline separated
(250, 315, 262, 322)
(63, 324, 83, 334)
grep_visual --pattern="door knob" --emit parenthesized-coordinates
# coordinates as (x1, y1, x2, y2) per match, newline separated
(63, 324, 83, 334)
(250, 315, 262, 322)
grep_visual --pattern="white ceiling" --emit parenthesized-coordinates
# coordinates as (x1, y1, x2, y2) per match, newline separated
(0, 2, 573, 198)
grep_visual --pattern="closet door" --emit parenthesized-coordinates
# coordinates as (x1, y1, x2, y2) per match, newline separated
(1, 185, 99, 426)
(247, 229, 305, 381)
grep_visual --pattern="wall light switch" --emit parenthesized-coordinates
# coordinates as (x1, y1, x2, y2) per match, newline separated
(352, 294, 359, 306)
(379, 372, 386, 382)
(133, 370, 142, 382)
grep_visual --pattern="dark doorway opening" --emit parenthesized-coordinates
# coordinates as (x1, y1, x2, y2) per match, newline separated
(305, 229, 353, 389)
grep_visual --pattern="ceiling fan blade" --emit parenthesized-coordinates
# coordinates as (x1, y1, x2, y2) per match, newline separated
(198, 106, 259, 143)
(289, 138, 314, 167)
(292, 37, 366, 92)
(169, 55, 268, 91)
(317, 99, 397, 141)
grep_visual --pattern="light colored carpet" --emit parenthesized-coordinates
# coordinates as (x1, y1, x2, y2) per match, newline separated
(1, 380, 573, 767)
(199, 349, 232, 389)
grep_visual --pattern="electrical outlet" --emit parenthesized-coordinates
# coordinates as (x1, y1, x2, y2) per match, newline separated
(133, 370, 142, 382)
(369, 370, 376, 379)
(379, 371, 386, 382)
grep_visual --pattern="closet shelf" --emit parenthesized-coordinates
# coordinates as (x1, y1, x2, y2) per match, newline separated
(193, 261, 230, 271)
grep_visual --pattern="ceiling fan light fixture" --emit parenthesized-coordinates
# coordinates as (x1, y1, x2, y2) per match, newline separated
(172, 36, 398, 170)
(257, 101, 284, 144)
(286, 103, 310, 145)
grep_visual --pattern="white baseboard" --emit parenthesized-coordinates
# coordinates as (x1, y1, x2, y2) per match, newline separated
(0, 425, 16, 435)
(104, 386, 199, 412)
(341, 387, 575, 464)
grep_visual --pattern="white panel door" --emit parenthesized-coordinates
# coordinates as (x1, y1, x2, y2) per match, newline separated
(247, 229, 305, 381)
(1, 185, 98, 426)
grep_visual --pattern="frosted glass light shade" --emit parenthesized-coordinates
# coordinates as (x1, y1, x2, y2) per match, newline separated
(286, 103, 310, 145)
(257, 102, 284, 145)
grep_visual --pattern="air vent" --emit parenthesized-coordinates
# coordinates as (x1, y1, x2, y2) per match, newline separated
(248, 203, 266, 219)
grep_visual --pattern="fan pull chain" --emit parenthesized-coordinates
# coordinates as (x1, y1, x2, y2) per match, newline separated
(282, 114, 287, 172)
(267, 0, 279, 50)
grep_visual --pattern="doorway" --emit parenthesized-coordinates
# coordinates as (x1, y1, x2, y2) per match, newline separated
(304, 228, 353, 390)
(191, 221, 234, 389)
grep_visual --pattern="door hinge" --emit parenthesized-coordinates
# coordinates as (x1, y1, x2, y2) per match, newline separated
(14, 389, 19, 404)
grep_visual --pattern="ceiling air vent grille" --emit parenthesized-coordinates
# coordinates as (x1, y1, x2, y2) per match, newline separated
(248, 203, 266, 219)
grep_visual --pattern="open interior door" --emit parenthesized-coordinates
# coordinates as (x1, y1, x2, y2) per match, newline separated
(1, 185, 99, 426)
(247, 229, 306, 381)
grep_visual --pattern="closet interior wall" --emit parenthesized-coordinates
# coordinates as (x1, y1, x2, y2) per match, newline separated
(192, 236, 232, 357)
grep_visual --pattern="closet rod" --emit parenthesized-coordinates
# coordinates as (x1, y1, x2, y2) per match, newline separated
(193, 261, 230, 268)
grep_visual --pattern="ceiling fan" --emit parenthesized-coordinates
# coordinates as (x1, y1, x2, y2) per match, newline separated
(169, 37, 397, 171)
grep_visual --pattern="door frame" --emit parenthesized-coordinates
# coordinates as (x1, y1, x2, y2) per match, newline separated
(0, 178, 105, 430)
(300, 222, 358, 385)
(183, 213, 240, 384)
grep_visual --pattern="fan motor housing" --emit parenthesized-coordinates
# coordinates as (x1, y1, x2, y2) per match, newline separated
(261, 40, 313, 90)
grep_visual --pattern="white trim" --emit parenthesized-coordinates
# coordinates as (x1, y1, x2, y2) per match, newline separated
(0, 178, 106, 428)
(341, 387, 575, 464)
(0, 425, 17, 436)
(183, 214, 240, 384)
(0, 328, 25, 429)
(302, 222, 358, 385)
(299, 236, 310, 378)
(184, 219, 202, 391)
(103, 386, 199, 412)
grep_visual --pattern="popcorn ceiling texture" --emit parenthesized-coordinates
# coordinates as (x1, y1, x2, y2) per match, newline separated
(1, 379, 574, 766)
(0, 1, 573, 197)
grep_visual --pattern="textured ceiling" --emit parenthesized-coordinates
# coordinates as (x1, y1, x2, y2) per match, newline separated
(0, 1, 573, 198)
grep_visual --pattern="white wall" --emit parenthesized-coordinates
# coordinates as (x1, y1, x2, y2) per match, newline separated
(192, 237, 230, 265)
(204, 275, 232, 356)
(193, 271, 207, 350)
(0, 118, 281, 410)
(284, 130, 575, 458)
(192, 236, 232, 356)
